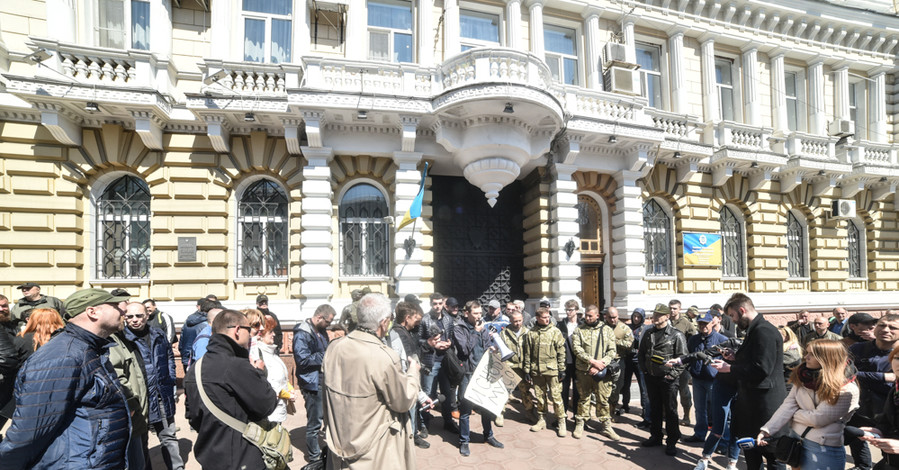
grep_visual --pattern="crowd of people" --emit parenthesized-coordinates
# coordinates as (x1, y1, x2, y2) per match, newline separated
(2, 283, 899, 470)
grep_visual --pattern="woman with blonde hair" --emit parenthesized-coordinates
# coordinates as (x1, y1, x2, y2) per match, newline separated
(758, 339, 859, 469)
(16, 308, 65, 358)
(780, 326, 803, 392)
(241, 308, 265, 365)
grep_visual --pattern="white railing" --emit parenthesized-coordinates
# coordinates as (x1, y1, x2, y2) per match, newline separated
(779, 132, 837, 161)
(847, 140, 898, 166)
(705, 121, 772, 151)
(302, 56, 433, 97)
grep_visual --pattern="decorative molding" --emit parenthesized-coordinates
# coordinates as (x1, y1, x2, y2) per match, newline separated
(399, 115, 420, 153)
(203, 115, 230, 153)
(131, 110, 164, 150)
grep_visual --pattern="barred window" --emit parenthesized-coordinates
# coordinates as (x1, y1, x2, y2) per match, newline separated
(96, 175, 150, 279)
(847, 220, 864, 278)
(340, 183, 389, 276)
(720, 206, 745, 277)
(238, 179, 288, 278)
(643, 199, 672, 276)
(787, 212, 806, 278)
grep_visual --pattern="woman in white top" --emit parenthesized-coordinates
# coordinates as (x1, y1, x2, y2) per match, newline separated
(257, 314, 295, 423)
(758, 339, 860, 470)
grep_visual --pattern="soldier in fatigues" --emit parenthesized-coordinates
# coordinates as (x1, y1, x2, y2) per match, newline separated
(498, 310, 534, 425)
(522, 306, 567, 437)
(571, 305, 620, 440)
(605, 306, 634, 422)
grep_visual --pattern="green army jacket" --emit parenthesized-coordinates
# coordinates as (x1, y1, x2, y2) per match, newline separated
(571, 322, 617, 373)
(522, 323, 565, 376)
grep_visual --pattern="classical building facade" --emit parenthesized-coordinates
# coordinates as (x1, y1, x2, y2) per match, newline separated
(0, 0, 897, 321)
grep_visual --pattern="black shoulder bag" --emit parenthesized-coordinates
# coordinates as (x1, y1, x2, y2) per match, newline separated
(774, 426, 812, 467)
(590, 326, 621, 381)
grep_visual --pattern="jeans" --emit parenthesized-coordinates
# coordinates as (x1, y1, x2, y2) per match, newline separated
(801, 438, 846, 470)
(152, 416, 184, 470)
(459, 374, 493, 444)
(701, 380, 739, 461)
(421, 358, 453, 422)
(645, 374, 681, 445)
(302, 388, 323, 460)
(692, 378, 714, 439)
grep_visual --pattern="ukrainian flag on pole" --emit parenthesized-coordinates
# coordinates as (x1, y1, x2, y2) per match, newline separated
(397, 162, 428, 230)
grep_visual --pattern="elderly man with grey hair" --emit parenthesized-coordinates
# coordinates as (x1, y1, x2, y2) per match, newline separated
(322, 293, 421, 468)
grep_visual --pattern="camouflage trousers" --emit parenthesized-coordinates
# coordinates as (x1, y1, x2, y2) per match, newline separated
(575, 370, 613, 422)
(509, 368, 534, 410)
(532, 374, 565, 419)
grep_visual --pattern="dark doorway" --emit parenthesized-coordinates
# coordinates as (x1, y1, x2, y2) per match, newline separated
(431, 175, 525, 304)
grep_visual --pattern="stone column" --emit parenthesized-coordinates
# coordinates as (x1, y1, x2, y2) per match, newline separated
(46, 0, 76, 44)
(808, 61, 826, 134)
(582, 8, 602, 90)
(611, 170, 646, 305)
(771, 54, 788, 133)
(700, 39, 718, 122)
(300, 147, 335, 315)
(668, 31, 686, 114)
(417, 0, 434, 65)
(549, 164, 581, 303)
(506, 0, 523, 51)
(622, 19, 636, 63)
(346, 0, 367, 60)
(870, 72, 887, 142)
(834, 66, 850, 121)
(742, 46, 759, 125)
(393, 151, 426, 297)
(527, 0, 545, 58)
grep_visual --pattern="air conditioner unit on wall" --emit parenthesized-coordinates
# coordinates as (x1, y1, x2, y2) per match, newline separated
(828, 119, 855, 138)
(831, 199, 857, 219)
(604, 42, 627, 66)
(603, 66, 640, 95)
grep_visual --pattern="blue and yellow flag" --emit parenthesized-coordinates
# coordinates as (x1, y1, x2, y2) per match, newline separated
(683, 232, 722, 266)
(397, 162, 428, 230)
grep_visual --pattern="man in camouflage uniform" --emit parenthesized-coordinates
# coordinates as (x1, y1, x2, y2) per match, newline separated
(522, 306, 567, 437)
(668, 299, 695, 427)
(571, 305, 620, 440)
(604, 306, 634, 422)
(498, 310, 534, 426)
(337, 287, 371, 332)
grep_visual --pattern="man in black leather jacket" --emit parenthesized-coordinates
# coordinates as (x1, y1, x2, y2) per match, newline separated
(0, 327, 21, 436)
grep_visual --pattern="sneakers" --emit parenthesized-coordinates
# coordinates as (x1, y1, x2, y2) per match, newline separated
(459, 443, 470, 456)
(495, 414, 504, 427)
(530, 417, 546, 432)
(414, 434, 430, 449)
(725, 462, 738, 470)
(486, 436, 504, 448)
(683, 435, 705, 443)
(694, 459, 709, 470)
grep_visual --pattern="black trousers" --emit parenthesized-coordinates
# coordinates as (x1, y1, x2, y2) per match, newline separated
(561, 363, 579, 413)
(645, 374, 681, 445)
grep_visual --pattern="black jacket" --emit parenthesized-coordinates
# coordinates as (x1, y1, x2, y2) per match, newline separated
(637, 323, 687, 379)
(727, 314, 786, 437)
(179, 311, 207, 366)
(184, 334, 279, 470)
(556, 319, 580, 366)
(0, 328, 20, 418)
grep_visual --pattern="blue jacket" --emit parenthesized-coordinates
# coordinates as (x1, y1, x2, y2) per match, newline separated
(179, 311, 207, 366)
(191, 324, 213, 363)
(292, 320, 328, 391)
(125, 325, 177, 424)
(686, 331, 729, 380)
(0, 323, 132, 470)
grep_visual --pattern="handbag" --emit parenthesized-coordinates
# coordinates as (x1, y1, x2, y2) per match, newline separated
(443, 346, 465, 387)
(194, 357, 293, 470)
(774, 426, 812, 467)
(591, 325, 621, 381)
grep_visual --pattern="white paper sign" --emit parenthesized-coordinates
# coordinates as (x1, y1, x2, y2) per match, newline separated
(462, 351, 522, 416)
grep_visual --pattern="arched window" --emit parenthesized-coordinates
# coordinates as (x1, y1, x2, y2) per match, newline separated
(96, 175, 150, 279)
(643, 199, 672, 276)
(340, 183, 389, 276)
(786, 211, 807, 278)
(847, 220, 865, 278)
(720, 206, 745, 277)
(238, 179, 288, 278)
(576, 195, 602, 254)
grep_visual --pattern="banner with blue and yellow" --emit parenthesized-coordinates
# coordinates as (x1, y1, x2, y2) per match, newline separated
(682, 232, 722, 266)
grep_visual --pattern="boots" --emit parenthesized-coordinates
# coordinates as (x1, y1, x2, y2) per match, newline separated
(610, 404, 620, 423)
(572, 419, 585, 439)
(598, 420, 621, 441)
(530, 415, 546, 432)
(681, 406, 692, 427)
(557, 418, 567, 438)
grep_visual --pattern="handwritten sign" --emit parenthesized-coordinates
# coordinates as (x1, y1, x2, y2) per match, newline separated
(462, 351, 522, 416)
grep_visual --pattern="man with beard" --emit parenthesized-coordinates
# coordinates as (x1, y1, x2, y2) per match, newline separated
(255, 294, 284, 351)
(293, 304, 336, 466)
(711, 293, 785, 470)
(523, 306, 567, 437)
(388, 301, 432, 449)
(419, 292, 456, 433)
(571, 305, 619, 441)
(10, 283, 65, 327)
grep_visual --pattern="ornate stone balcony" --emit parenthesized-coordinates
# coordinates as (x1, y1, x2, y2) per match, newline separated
(201, 59, 302, 96)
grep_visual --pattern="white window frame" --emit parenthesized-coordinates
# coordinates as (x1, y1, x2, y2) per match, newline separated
(784, 65, 808, 133)
(93, 0, 150, 50)
(634, 38, 668, 110)
(714, 55, 740, 122)
(543, 20, 582, 86)
(849, 76, 868, 140)
(367, 0, 415, 63)
(459, 3, 503, 51)
(241, 0, 293, 64)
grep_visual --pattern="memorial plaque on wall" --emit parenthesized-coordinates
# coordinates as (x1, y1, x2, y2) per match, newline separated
(177, 237, 197, 262)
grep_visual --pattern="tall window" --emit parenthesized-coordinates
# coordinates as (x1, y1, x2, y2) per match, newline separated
(784, 71, 800, 132)
(847, 220, 864, 278)
(238, 179, 288, 278)
(96, 175, 150, 279)
(97, 0, 149, 50)
(849, 80, 866, 139)
(243, 0, 292, 63)
(635, 42, 662, 108)
(643, 199, 672, 276)
(715, 57, 735, 121)
(368, 0, 413, 63)
(460, 9, 500, 51)
(544, 24, 578, 85)
(787, 212, 806, 278)
(720, 206, 745, 277)
(576, 196, 601, 254)
(340, 184, 390, 276)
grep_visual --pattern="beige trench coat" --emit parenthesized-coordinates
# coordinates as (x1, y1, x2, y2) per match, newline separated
(322, 330, 419, 470)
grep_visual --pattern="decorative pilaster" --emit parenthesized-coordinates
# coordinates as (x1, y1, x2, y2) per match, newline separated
(444, 0, 461, 57)
(46, 0, 76, 44)
(834, 66, 850, 121)
(700, 39, 718, 122)
(210, 0, 232, 60)
(346, 0, 367, 60)
(417, 0, 434, 65)
(294, 0, 310, 59)
(150, 0, 172, 58)
(300, 147, 336, 314)
(506, 0, 524, 51)
(611, 170, 646, 305)
(393, 151, 426, 297)
(771, 54, 788, 133)
(622, 19, 636, 63)
(742, 46, 759, 125)
(527, 0, 545, 58)
(870, 72, 887, 142)
(582, 8, 602, 90)
(809, 61, 826, 134)
(668, 31, 686, 114)
(549, 164, 580, 304)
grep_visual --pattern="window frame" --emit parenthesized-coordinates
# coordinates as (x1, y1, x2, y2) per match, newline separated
(366, 0, 415, 63)
(849, 76, 868, 140)
(719, 205, 746, 278)
(93, 174, 151, 281)
(543, 20, 582, 86)
(338, 180, 392, 279)
(643, 198, 674, 278)
(241, 0, 293, 64)
(786, 209, 810, 279)
(714, 55, 739, 122)
(634, 39, 666, 110)
(783, 65, 808, 133)
(459, 5, 503, 51)
(235, 177, 290, 280)
(94, 0, 150, 50)
(847, 218, 866, 279)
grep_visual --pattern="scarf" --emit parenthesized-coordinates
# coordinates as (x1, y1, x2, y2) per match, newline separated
(797, 364, 821, 391)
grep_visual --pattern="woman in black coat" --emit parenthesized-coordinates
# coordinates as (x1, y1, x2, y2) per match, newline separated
(861, 346, 899, 469)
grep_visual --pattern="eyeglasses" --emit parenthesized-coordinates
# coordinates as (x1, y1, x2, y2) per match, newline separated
(566, 308, 577, 311)
(125, 315, 145, 319)
(230, 325, 252, 333)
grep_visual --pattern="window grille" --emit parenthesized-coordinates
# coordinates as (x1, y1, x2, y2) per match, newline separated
(787, 212, 806, 278)
(643, 200, 671, 276)
(720, 206, 745, 277)
(340, 184, 389, 276)
(238, 179, 288, 277)
(96, 175, 151, 279)
(848, 221, 863, 278)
